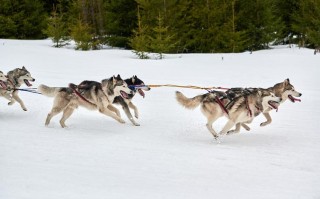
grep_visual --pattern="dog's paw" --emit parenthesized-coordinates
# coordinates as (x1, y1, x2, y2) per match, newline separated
(260, 122, 269, 127)
(227, 130, 237, 135)
(119, 119, 125, 124)
(23, 108, 27, 111)
(8, 102, 14, 106)
(213, 136, 221, 144)
(133, 123, 140, 126)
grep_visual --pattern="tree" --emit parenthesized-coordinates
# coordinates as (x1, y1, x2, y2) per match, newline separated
(148, 13, 175, 59)
(71, 18, 93, 50)
(44, 5, 69, 47)
(129, 5, 150, 59)
(104, 0, 137, 48)
(292, 0, 320, 48)
(237, 0, 282, 51)
(0, 0, 47, 39)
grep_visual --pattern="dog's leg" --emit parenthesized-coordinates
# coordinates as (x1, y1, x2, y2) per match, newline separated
(107, 104, 121, 117)
(227, 123, 241, 134)
(220, 120, 236, 135)
(260, 112, 272, 127)
(241, 123, 251, 131)
(60, 106, 76, 128)
(3, 93, 14, 104)
(128, 102, 139, 119)
(11, 90, 27, 111)
(206, 117, 220, 139)
(119, 99, 140, 126)
(45, 99, 70, 127)
(99, 107, 125, 124)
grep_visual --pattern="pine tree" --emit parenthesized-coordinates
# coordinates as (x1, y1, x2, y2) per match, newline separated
(129, 5, 150, 59)
(148, 13, 175, 59)
(105, 0, 137, 48)
(44, 5, 69, 47)
(71, 18, 93, 50)
(238, 0, 282, 51)
(0, 0, 47, 39)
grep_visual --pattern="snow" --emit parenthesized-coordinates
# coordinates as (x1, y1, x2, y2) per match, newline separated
(1, 39, 320, 199)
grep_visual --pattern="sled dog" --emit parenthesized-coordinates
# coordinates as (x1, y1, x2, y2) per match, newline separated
(38, 75, 133, 128)
(112, 75, 151, 126)
(261, 78, 302, 127)
(176, 88, 281, 139)
(0, 71, 7, 88)
(0, 66, 35, 111)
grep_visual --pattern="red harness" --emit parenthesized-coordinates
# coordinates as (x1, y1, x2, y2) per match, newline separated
(69, 83, 96, 106)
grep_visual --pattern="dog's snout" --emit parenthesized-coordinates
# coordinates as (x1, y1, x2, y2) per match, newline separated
(299, 93, 302, 97)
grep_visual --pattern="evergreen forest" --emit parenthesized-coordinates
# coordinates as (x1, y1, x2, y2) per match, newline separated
(0, 0, 319, 55)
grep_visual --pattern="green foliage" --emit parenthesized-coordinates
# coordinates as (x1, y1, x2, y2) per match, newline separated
(292, 0, 320, 48)
(0, 0, 47, 39)
(129, 5, 150, 59)
(71, 19, 93, 50)
(44, 6, 69, 47)
(1, 0, 319, 52)
(148, 13, 175, 59)
(105, 0, 138, 48)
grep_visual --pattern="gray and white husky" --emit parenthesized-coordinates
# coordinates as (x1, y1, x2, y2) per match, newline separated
(38, 75, 132, 128)
(0, 66, 35, 111)
(176, 88, 281, 139)
(0, 71, 7, 87)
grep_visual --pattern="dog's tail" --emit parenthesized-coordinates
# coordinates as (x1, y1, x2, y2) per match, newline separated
(38, 84, 61, 97)
(175, 91, 205, 109)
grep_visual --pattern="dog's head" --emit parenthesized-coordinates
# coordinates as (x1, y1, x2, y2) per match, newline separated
(0, 71, 8, 89)
(126, 75, 151, 98)
(272, 79, 302, 103)
(259, 89, 282, 111)
(7, 66, 35, 87)
(108, 74, 132, 99)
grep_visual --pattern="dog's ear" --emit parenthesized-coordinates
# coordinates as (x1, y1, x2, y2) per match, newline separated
(116, 74, 121, 80)
(132, 76, 135, 84)
(22, 66, 26, 70)
(284, 78, 290, 86)
(112, 75, 116, 85)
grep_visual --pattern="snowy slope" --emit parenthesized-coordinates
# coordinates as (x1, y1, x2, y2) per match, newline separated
(0, 39, 320, 199)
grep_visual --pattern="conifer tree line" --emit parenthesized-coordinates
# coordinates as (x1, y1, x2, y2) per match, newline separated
(0, 0, 319, 54)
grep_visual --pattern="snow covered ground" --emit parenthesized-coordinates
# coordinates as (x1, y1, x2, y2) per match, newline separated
(0, 39, 319, 199)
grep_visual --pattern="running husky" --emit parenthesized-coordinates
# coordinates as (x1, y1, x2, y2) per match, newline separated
(176, 88, 281, 139)
(0, 71, 7, 88)
(38, 75, 133, 128)
(111, 75, 151, 126)
(0, 66, 35, 111)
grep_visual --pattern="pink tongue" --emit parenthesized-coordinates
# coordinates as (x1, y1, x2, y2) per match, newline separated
(138, 89, 145, 98)
(0, 81, 6, 89)
(25, 80, 32, 87)
(290, 95, 301, 102)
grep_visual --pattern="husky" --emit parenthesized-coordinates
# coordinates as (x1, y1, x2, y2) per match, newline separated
(0, 66, 35, 111)
(0, 71, 7, 88)
(38, 75, 133, 128)
(176, 88, 281, 139)
(111, 75, 151, 126)
(260, 78, 302, 127)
